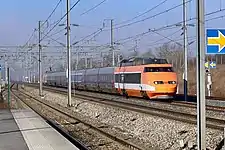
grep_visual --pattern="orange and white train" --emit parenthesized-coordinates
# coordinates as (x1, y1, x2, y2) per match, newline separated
(44, 57, 178, 99)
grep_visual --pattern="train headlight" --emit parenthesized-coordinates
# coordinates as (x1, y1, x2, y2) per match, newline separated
(168, 81, 176, 84)
(154, 81, 163, 84)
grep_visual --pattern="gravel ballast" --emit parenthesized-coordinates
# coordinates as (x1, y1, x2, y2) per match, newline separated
(23, 86, 224, 150)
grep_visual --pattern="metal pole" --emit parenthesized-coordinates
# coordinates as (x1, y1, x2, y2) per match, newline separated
(5, 60, 7, 85)
(111, 19, 115, 67)
(90, 57, 92, 68)
(196, 0, 206, 149)
(29, 51, 31, 83)
(76, 51, 78, 70)
(67, 0, 72, 107)
(38, 21, 43, 97)
(33, 60, 35, 83)
(27, 51, 29, 82)
(85, 53, 87, 68)
(7, 67, 10, 108)
(101, 52, 104, 67)
(183, 0, 188, 101)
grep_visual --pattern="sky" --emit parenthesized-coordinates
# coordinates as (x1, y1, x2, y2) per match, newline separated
(1, 0, 225, 78)
(1, 0, 224, 47)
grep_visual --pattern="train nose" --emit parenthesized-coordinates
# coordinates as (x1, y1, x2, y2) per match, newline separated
(153, 81, 177, 85)
(152, 80, 177, 92)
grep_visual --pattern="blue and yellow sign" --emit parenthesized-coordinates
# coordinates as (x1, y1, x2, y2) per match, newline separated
(207, 29, 225, 54)
(205, 61, 216, 69)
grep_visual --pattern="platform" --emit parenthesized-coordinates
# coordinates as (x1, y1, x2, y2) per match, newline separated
(0, 109, 29, 150)
(0, 108, 80, 150)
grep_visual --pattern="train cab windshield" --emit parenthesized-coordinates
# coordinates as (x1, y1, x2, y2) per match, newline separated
(144, 67, 174, 72)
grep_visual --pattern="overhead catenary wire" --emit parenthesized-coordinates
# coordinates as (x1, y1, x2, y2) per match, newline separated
(46, 6, 225, 51)
(47, 28, 66, 38)
(142, 13, 225, 47)
(143, 28, 183, 46)
(80, 0, 108, 16)
(119, 8, 225, 44)
(72, 28, 103, 45)
(22, 28, 38, 48)
(23, 4, 225, 56)
(149, 29, 183, 46)
(40, 0, 63, 28)
(115, 0, 169, 26)
(41, 0, 82, 41)
(113, 0, 193, 30)
(115, 26, 178, 44)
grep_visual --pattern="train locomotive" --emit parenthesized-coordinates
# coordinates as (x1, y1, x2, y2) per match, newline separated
(44, 57, 178, 99)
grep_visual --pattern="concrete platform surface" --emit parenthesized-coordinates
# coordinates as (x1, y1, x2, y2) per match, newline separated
(0, 109, 29, 150)
(11, 109, 80, 150)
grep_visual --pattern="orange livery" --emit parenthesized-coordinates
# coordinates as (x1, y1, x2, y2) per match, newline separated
(44, 57, 178, 99)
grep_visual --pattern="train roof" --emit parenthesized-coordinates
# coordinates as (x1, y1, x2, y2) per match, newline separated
(119, 57, 168, 67)
(45, 66, 115, 74)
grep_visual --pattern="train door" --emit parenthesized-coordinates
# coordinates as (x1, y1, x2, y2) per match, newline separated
(121, 67, 128, 97)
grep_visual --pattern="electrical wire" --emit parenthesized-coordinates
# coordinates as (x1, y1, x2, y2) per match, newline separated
(115, 26, 178, 44)
(115, 0, 169, 26)
(72, 28, 103, 45)
(149, 29, 182, 46)
(22, 28, 37, 48)
(47, 28, 66, 38)
(24, 6, 225, 54)
(83, 29, 103, 43)
(41, 0, 63, 28)
(80, 0, 108, 16)
(143, 28, 183, 46)
(41, 0, 82, 41)
(113, 0, 192, 30)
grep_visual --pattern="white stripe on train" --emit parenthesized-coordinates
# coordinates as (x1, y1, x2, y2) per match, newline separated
(114, 71, 142, 74)
(114, 83, 155, 91)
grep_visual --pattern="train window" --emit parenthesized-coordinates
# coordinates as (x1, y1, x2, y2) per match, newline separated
(115, 74, 120, 82)
(144, 67, 173, 72)
(143, 58, 168, 64)
(124, 73, 141, 84)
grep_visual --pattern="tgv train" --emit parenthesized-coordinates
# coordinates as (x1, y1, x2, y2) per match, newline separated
(44, 57, 178, 99)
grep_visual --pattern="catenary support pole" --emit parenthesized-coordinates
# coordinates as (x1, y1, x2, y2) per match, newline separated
(5, 61, 7, 84)
(183, 0, 188, 101)
(38, 21, 43, 97)
(196, 0, 206, 149)
(111, 19, 115, 67)
(85, 53, 88, 68)
(7, 67, 10, 108)
(76, 51, 78, 70)
(66, 0, 72, 107)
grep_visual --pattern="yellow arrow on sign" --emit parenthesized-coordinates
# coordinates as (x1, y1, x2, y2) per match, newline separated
(210, 62, 216, 68)
(205, 62, 209, 68)
(208, 31, 225, 52)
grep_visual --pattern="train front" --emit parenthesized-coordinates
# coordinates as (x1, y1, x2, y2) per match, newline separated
(142, 64, 177, 99)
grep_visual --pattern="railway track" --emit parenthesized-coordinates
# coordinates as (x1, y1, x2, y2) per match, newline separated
(25, 83, 225, 131)
(26, 83, 225, 112)
(12, 86, 145, 150)
(10, 88, 90, 150)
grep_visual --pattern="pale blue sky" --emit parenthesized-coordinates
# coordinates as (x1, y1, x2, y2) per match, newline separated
(0, 0, 225, 54)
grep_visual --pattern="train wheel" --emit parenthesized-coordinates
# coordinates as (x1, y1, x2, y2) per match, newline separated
(141, 91, 149, 99)
(122, 89, 129, 99)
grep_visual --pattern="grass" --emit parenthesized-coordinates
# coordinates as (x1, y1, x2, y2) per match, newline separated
(177, 64, 225, 97)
